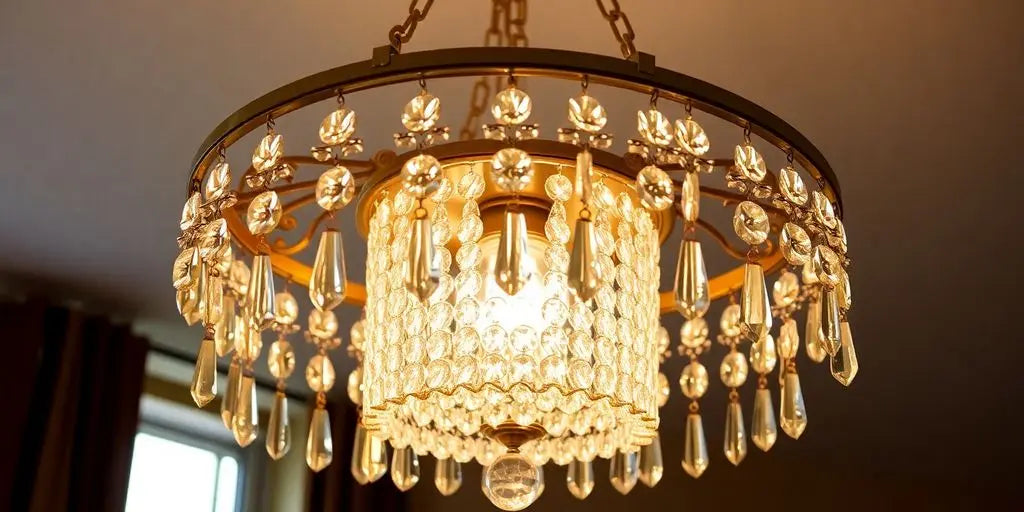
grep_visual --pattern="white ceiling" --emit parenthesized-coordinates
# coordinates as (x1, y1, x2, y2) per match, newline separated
(2, 0, 1023, 502)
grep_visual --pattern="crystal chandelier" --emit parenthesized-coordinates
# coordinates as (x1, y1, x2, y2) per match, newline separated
(177, 1, 858, 509)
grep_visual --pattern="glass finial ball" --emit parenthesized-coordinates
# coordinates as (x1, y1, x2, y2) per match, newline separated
(481, 453, 543, 511)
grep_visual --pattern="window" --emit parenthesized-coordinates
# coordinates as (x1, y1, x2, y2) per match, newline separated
(125, 429, 242, 512)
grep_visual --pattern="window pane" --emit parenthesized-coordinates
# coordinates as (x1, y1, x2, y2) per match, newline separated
(125, 433, 219, 512)
(215, 456, 239, 512)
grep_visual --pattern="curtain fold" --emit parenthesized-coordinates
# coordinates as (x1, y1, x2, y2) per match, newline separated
(1, 301, 149, 512)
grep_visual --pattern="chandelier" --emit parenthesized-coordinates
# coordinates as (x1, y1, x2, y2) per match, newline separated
(176, 1, 858, 509)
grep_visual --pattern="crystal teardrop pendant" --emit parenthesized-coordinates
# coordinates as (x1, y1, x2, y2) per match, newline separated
(405, 217, 440, 301)
(821, 287, 842, 355)
(221, 359, 241, 429)
(190, 337, 217, 407)
(831, 321, 859, 386)
(780, 371, 808, 439)
(575, 149, 593, 204)
(674, 240, 710, 319)
(214, 295, 235, 357)
(682, 413, 709, 478)
(231, 374, 259, 447)
(391, 446, 420, 491)
(805, 296, 827, 363)
(724, 401, 747, 466)
(751, 388, 778, 451)
(435, 457, 463, 496)
(246, 254, 277, 330)
(567, 218, 601, 302)
(566, 458, 594, 499)
(351, 422, 371, 484)
(638, 434, 664, 487)
(309, 230, 347, 311)
(352, 422, 388, 484)
(680, 171, 700, 222)
(609, 450, 639, 495)
(266, 392, 291, 460)
(306, 406, 334, 472)
(740, 263, 772, 341)
(494, 208, 532, 296)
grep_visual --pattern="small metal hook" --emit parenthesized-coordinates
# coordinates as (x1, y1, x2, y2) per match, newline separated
(581, 74, 589, 91)
(417, 74, 427, 90)
(649, 88, 659, 107)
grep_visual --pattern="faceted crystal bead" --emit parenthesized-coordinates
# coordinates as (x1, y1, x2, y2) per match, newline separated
(740, 263, 772, 341)
(246, 190, 282, 235)
(493, 86, 532, 124)
(273, 292, 298, 325)
(352, 422, 388, 484)
(306, 354, 336, 392)
(635, 165, 674, 211)
(837, 268, 853, 311)
(205, 161, 232, 201)
(680, 317, 709, 349)
(638, 434, 664, 487)
(811, 191, 838, 228)
(491, 148, 533, 192)
(831, 321, 859, 386)
(544, 174, 572, 202)
(568, 94, 607, 132)
(733, 201, 770, 245)
(266, 339, 294, 379)
(804, 297, 827, 363)
(457, 170, 485, 199)
(673, 240, 710, 319)
(309, 230, 347, 310)
(567, 218, 601, 302)
(190, 337, 217, 407)
(778, 166, 809, 204)
(566, 459, 594, 499)
(637, 109, 673, 146)
(724, 401, 747, 465)
(821, 287, 842, 355)
(315, 166, 355, 211)
(735, 144, 767, 182)
(435, 457, 463, 496)
(493, 209, 532, 297)
(780, 371, 808, 438)
(391, 446, 420, 491)
(402, 154, 443, 198)
(266, 392, 291, 460)
(172, 247, 198, 290)
(772, 270, 800, 307)
(679, 361, 709, 399)
(812, 245, 842, 287)
(829, 218, 849, 254)
(214, 295, 236, 357)
(406, 217, 440, 300)
(221, 359, 241, 429)
(675, 116, 710, 156)
(308, 309, 338, 339)
(231, 375, 258, 447)
(234, 322, 263, 365)
(720, 304, 742, 337)
(780, 223, 813, 265)
(246, 254, 277, 330)
(402, 91, 441, 132)
(682, 413, 709, 478)
(306, 406, 333, 472)
(482, 453, 542, 511)
(680, 171, 700, 222)
(656, 372, 670, 407)
(720, 351, 749, 388)
(180, 192, 201, 231)
(751, 388, 777, 452)
(320, 107, 357, 144)
(252, 133, 283, 172)
(778, 318, 800, 359)
(228, 259, 250, 296)
(609, 450, 638, 495)
(750, 334, 777, 374)
(347, 367, 363, 405)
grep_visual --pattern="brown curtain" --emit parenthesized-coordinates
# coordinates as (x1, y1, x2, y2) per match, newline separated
(307, 401, 406, 512)
(0, 300, 149, 512)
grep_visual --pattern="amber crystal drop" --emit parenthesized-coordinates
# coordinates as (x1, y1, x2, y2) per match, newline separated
(306, 406, 334, 472)
(406, 217, 440, 301)
(680, 171, 700, 222)
(566, 459, 594, 499)
(740, 263, 772, 341)
(435, 457, 463, 496)
(674, 239, 710, 319)
(777, 318, 800, 360)
(780, 371, 808, 439)
(214, 295, 236, 357)
(575, 149, 593, 204)
(190, 337, 217, 407)
(609, 450, 639, 495)
(246, 254, 277, 330)
(391, 446, 420, 491)
(221, 359, 241, 429)
(804, 296, 827, 363)
(831, 321, 859, 386)
(266, 392, 291, 460)
(494, 208, 532, 296)
(638, 434, 664, 487)
(567, 218, 601, 302)
(231, 374, 259, 447)
(682, 413, 709, 478)
(724, 401, 747, 466)
(751, 388, 778, 452)
(821, 287, 842, 355)
(309, 230, 347, 311)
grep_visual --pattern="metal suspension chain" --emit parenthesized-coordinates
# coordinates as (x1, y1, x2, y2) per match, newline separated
(595, 0, 637, 59)
(458, 0, 529, 140)
(388, 0, 436, 53)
